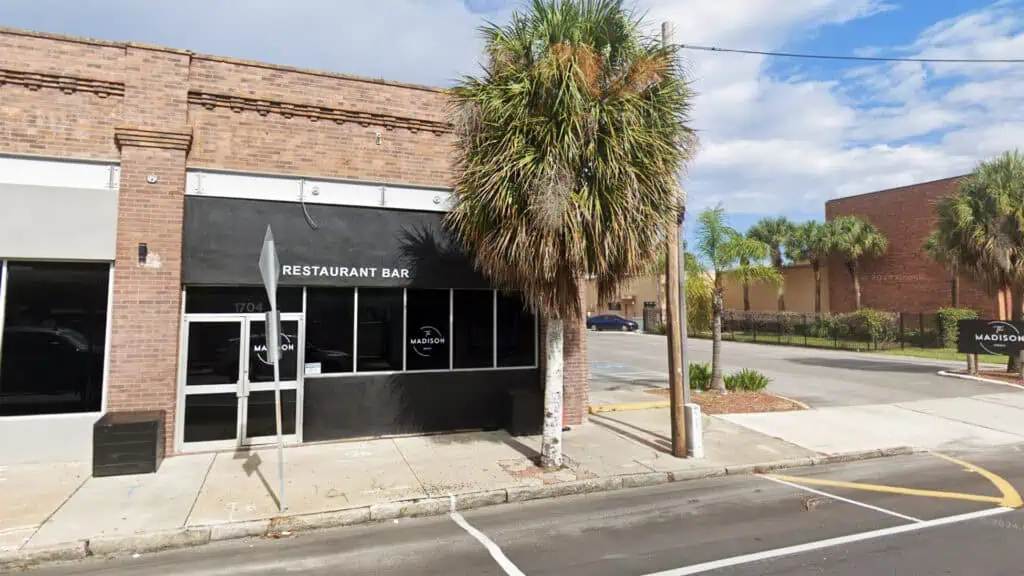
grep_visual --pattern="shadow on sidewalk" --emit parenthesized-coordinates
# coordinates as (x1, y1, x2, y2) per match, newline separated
(591, 413, 671, 453)
(233, 450, 280, 510)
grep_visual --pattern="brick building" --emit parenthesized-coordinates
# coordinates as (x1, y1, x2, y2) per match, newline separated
(825, 176, 1000, 318)
(0, 27, 588, 466)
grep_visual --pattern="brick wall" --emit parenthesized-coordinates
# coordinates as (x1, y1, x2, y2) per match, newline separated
(538, 290, 590, 428)
(0, 26, 590, 451)
(825, 176, 998, 317)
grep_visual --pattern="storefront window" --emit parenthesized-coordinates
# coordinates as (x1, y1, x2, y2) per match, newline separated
(453, 289, 494, 369)
(405, 289, 450, 371)
(356, 288, 403, 372)
(497, 291, 536, 367)
(305, 288, 355, 374)
(0, 261, 110, 416)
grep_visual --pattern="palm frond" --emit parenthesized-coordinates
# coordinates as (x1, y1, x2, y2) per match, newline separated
(445, 0, 697, 319)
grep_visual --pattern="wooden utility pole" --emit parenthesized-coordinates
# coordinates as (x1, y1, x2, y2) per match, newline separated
(662, 21, 686, 458)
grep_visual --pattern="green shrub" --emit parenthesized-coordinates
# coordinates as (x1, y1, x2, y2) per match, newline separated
(686, 275, 713, 334)
(724, 368, 770, 392)
(843, 308, 899, 345)
(936, 307, 979, 348)
(689, 362, 711, 391)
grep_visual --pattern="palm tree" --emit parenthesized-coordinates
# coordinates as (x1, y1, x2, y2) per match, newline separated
(445, 0, 695, 467)
(747, 217, 796, 311)
(696, 206, 779, 391)
(830, 215, 888, 310)
(785, 220, 833, 314)
(923, 234, 962, 308)
(928, 151, 1024, 373)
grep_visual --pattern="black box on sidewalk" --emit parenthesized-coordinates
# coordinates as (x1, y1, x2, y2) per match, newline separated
(503, 388, 543, 436)
(92, 410, 165, 477)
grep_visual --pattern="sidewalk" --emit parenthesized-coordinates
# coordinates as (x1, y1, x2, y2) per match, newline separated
(721, 390, 1024, 454)
(0, 409, 905, 568)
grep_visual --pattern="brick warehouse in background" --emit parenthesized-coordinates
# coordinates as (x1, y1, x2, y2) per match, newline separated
(825, 176, 1000, 318)
(0, 27, 588, 467)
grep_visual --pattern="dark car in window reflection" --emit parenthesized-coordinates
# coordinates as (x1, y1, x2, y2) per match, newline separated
(0, 326, 99, 414)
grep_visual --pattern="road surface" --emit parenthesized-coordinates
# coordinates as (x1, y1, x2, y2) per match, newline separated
(27, 445, 1024, 575)
(588, 332, 1010, 407)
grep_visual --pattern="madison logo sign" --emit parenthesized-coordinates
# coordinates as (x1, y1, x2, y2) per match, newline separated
(958, 320, 1024, 355)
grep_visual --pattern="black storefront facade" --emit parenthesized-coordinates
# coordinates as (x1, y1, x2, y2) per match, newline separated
(175, 170, 540, 453)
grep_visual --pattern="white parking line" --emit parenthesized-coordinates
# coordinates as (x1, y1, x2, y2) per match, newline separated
(762, 475, 924, 523)
(640, 506, 1011, 576)
(450, 511, 526, 576)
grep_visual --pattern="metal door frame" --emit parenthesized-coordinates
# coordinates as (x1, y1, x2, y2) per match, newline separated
(175, 312, 304, 453)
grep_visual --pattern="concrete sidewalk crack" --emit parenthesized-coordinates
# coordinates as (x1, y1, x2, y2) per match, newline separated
(892, 404, 1024, 439)
(19, 471, 90, 552)
(392, 439, 428, 497)
(183, 453, 218, 526)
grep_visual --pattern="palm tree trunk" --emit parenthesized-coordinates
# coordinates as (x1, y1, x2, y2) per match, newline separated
(540, 317, 564, 468)
(812, 261, 822, 314)
(743, 283, 750, 311)
(1009, 285, 1022, 374)
(711, 283, 726, 393)
(950, 272, 959, 308)
(775, 255, 786, 312)
(848, 262, 862, 310)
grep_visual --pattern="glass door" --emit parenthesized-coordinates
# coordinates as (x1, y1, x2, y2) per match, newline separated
(240, 316, 301, 446)
(181, 317, 245, 450)
(179, 315, 302, 451)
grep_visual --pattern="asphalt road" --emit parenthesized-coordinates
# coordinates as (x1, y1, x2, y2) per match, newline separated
(588, 332, 1010, 407)
(27, 445, 1024, 575)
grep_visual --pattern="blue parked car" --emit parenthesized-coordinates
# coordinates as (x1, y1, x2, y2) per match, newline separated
(586, 314, 639, 332)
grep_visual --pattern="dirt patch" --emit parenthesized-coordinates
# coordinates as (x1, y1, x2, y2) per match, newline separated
(643, 388, 806, 414)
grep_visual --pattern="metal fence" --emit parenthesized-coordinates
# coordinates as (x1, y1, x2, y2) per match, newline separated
(711, 310, 945, 351)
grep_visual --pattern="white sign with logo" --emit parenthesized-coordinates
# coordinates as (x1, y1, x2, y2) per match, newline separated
(409, 326, 446, 357)
(253, 332, 296, 365)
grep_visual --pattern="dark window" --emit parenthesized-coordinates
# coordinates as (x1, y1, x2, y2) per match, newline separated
(185, 287, 302, 314)
(497, 291, 535, 367)
(248, 319, 299, 382)
(356, 288, 403, 372)
(0, 261, 110, 416)
(305, 288, 355, 374)
(608, 302, 622, 311)
(185, 321, 242, 386)
(405, 289, 450, 371)
(453, 290, 493, 369)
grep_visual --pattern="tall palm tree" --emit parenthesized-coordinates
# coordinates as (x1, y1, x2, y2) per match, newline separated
(446, 0, 695, 467)
(830, 215, 888, 310)
(923, 233, 962, 308)
(747, 217, 796, 311)
(696, 206, 779, 392)
(928, 151, 1024, 373)
(785, 220, 833, 314)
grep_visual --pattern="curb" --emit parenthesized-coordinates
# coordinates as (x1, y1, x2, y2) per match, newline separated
(0, 445, 919, 571)
(766, 393, 811, 410)
(937, 370, 1024, 391)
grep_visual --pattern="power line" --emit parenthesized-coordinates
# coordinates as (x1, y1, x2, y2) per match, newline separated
(677, 43, 1024, 64)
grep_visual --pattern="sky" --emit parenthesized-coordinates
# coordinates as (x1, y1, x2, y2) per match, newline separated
(1, 0, 1022, 244)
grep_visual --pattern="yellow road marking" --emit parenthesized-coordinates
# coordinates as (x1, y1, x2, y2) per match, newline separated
(929, 451, 1023, 509)
(763, 473, 1005, 505)
(589, 401, 669, 413)
(762, 451, 1023, 509)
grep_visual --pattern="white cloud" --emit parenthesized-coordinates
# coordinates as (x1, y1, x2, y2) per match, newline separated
(0, 0, 1022, 218)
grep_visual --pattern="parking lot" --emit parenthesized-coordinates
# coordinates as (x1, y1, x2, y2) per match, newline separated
(588, 331, 1010, 408)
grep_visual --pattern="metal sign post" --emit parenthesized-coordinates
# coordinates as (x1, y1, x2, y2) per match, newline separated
(258, 225, 286, 513)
